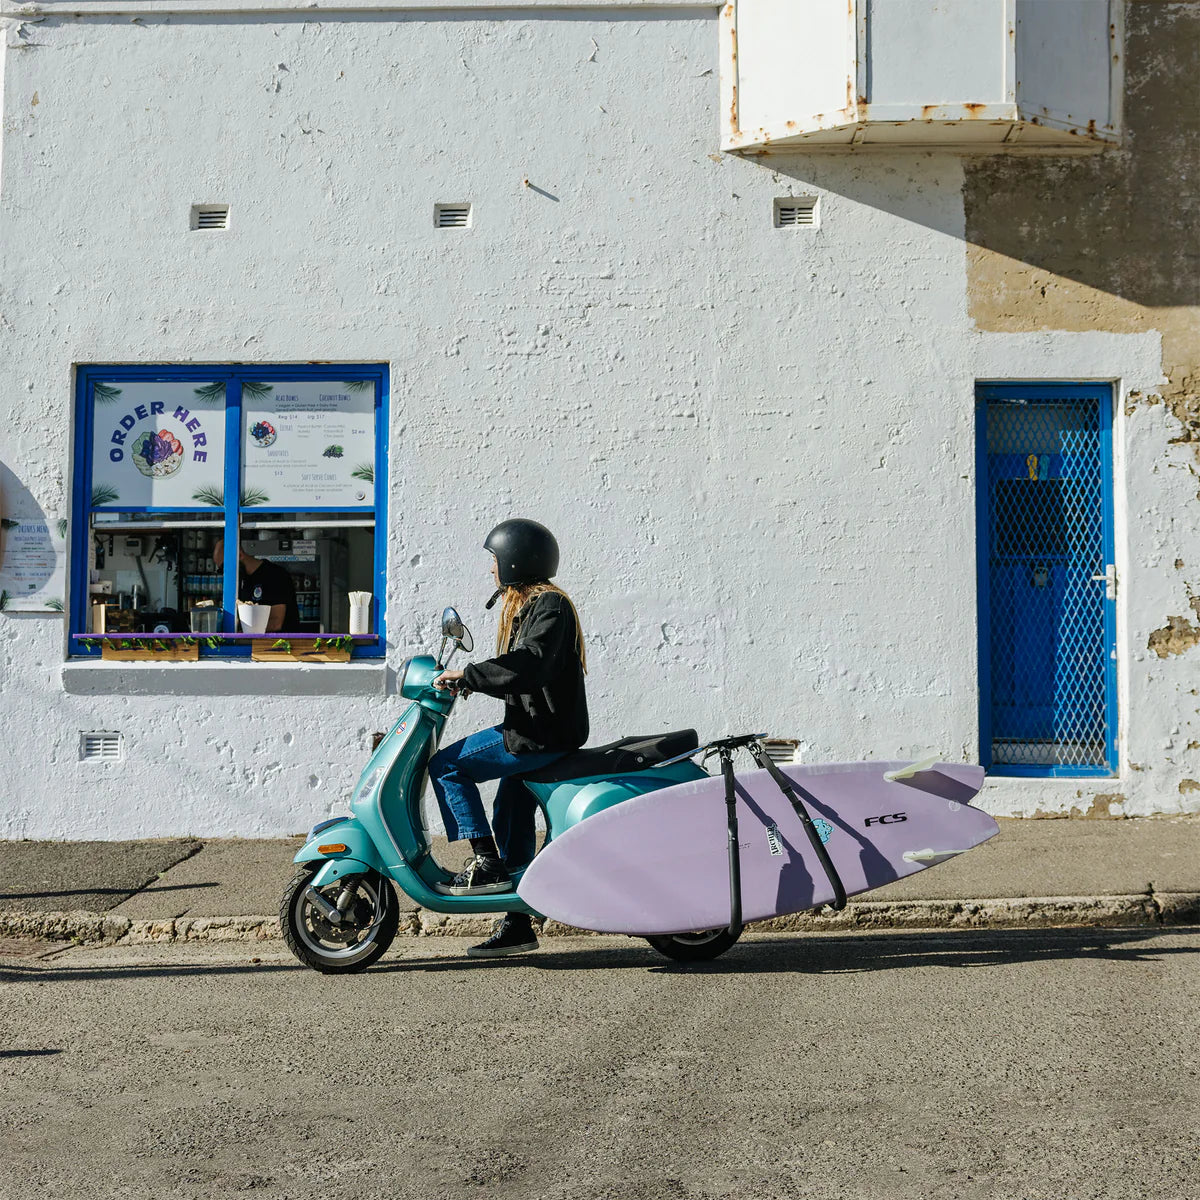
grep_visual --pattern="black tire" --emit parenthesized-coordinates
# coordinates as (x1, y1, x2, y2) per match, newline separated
(281, 864, 399, 974)
(644, 926, 743, 963)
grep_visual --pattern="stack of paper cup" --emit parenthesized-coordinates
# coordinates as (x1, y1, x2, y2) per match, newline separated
(237, 602, 271, 634)
(349, 592, 372, 635)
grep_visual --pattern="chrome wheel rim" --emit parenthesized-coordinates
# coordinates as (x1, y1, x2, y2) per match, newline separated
(294, 876, 386, 961)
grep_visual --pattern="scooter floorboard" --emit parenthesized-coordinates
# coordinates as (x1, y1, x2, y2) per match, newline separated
(517, 761, 996, 935)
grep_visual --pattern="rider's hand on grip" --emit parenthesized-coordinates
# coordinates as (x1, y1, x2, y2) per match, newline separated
(433, 669, 468, 697)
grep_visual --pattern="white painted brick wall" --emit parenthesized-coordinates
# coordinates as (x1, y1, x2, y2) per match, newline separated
(0, 4, 1188, 835)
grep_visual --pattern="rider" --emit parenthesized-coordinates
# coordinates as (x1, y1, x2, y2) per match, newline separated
(430, 518, 589, 958)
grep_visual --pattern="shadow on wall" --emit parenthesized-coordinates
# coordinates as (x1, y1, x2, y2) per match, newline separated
(735, 4, 1198, 323)
(0, 460, 59, 611)
(962, 0, 1200, 320)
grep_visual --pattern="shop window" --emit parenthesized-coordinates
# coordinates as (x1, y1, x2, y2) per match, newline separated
(70, 367, 387, 659)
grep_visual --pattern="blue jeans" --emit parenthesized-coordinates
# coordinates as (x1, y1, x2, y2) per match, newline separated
(429, 726, 565, 871)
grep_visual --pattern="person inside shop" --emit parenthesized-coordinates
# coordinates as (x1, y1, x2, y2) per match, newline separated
(212, 537, 301, 634)
(429, 518, 588, 959)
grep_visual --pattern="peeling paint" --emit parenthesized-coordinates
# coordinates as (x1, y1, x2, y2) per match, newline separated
(1082, 794, 1125, 818)
(1148, 616, 1200, 660)
(1180, 780, 1200, 795)
(1149, 589, 1200, 658)
(1072, 794, 1126, 819)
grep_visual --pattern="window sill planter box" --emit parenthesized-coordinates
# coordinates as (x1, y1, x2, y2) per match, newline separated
(251, 637, 353, 664)
(100, 641, 200, 662)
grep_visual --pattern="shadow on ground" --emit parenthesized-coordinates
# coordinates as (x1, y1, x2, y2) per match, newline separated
(3, 926, 1196, 985)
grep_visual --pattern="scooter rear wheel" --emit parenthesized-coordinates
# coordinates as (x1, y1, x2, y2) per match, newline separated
(644, 926, 743, 963)
(281, 864, 399, 974)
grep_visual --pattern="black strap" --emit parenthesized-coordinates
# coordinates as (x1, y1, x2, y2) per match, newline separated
(750, 746, 847, 911)
(721, 749, 743, 937)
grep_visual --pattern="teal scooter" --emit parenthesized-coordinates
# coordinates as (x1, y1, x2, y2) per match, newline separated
(281, 606, 708, 973)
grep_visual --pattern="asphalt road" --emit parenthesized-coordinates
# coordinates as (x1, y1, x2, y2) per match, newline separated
(2, 928, 1198, 1200)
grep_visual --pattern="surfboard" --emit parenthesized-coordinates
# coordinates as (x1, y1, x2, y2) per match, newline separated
(517, 760, 997, 935)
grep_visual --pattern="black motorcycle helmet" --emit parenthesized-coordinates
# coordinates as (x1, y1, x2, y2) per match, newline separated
(484, 519, 560, 586)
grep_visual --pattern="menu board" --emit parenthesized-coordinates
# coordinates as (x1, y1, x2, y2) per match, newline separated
(241, 382, 375, 508)
(90, 381, 226, 510)
(0, 513, 66, 612)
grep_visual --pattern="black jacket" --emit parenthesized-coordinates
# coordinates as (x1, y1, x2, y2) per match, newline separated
(462, 592, 589, 754)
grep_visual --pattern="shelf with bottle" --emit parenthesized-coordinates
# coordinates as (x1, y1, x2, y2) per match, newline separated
(295, 592, 323, 624)
(183, 574, 224, 601)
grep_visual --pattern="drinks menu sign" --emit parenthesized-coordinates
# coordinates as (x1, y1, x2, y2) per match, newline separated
(241, 382, 375, 508)
(90, 381, 226, 510)
(0, 510, 66, 612)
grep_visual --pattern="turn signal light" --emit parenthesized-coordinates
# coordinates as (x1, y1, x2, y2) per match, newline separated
(317, 843, 348, 854)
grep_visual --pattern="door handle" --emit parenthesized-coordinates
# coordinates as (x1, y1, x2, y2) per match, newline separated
(1091, 564, 1116, 600)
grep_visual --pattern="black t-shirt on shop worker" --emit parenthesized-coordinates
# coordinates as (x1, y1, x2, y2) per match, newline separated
(239, 559, 301, 632)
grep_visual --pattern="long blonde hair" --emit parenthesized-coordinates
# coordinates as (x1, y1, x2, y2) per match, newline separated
(496, 582, 587, 673)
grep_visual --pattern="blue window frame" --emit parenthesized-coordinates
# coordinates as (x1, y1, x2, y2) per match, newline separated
(975, 382, 1117, 777)
(70, 364, 388, 659)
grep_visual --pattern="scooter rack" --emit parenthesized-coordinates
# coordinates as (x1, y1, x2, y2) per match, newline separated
(655, 734, 849, 935)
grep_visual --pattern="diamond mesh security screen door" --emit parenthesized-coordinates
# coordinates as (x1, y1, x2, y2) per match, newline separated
(976, 384, 1117, 776)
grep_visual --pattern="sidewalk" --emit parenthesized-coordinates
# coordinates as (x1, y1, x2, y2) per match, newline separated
(1, 817, 1198, 946)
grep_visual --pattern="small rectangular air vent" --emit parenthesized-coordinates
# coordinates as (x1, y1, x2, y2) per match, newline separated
(191, 205, 230, 231)
(774, 197, 818, 228)
(762, 738, 800, 764)
(435, 203, 472, 229)
(81, 731, 123, 762)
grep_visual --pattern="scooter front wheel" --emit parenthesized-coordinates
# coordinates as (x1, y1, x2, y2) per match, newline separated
(281, 864, 399, 974)
(644, 926, 742, 963)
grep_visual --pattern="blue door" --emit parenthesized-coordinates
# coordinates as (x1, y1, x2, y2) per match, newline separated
(976, 384, 1117, 776)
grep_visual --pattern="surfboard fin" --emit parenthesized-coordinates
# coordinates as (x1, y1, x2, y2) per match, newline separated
(883, 755, 939, 782)
(902, 848, 964, 865)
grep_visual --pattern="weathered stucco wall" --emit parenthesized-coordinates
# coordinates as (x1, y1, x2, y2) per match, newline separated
(964, 0, 1200, 814)
(0, 1, 1191, 836)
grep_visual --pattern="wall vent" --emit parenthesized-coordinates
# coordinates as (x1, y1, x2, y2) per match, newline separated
(435, 203, 472, 229)
(774, 197, 818, 228)
(80, 731, 123, 762)
(191, 205, 230, 231)
(762, 738, 800, 764)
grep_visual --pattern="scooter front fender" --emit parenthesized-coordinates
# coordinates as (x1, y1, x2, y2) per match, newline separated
(294, 818, 386, 888)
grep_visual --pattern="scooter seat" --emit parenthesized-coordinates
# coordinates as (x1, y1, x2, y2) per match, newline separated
(521, 729, 699, 784)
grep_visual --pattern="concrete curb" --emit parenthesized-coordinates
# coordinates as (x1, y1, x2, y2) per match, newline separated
(3, 894, 1198, 946)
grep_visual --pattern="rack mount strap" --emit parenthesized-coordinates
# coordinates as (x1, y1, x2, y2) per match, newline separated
(749, 746, 848, 912)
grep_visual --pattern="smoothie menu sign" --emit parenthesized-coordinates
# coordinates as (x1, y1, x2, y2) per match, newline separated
(241, 382, 375, 508)
(90, 381, 226, 509)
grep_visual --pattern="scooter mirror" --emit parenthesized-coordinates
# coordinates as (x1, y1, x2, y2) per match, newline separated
(441, 606, 465, 639)
(439, 607, 474, 655)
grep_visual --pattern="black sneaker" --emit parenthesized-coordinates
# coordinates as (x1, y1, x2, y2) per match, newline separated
(467, 914, 539, 959)
(438, 854, 513, 896)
